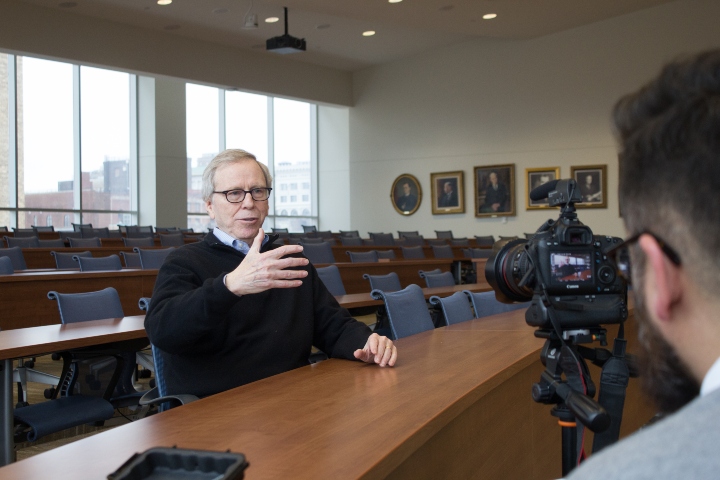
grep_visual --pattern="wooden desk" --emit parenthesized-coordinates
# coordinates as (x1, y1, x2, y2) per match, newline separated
(323, 259, 454, 295)
(0, 310, 654, 479)
(0, 316, 148, 466)
(0, 270, 156, 330)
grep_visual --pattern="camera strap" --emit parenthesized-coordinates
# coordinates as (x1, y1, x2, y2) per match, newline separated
(592, 332, 630, 453)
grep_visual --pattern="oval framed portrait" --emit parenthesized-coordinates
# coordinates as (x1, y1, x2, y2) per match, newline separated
(391, 174, 422, 215)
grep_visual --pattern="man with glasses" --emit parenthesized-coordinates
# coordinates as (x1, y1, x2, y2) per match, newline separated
(568, 50, 720, 478)
(145, 149, 397, 399)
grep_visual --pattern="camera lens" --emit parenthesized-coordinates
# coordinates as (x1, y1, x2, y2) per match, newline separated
(484, 239, 535, 303)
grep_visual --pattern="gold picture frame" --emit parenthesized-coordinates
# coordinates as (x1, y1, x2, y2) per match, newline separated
(571, 165, 607, 208)
(474, 164, 515, 218)
(431, 171, 464, 215)
(391, 174, 422, 215)
(526, 167, 560, 210)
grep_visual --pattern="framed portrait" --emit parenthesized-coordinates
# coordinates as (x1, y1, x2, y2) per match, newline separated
(571, 165, 607, 208)
(430, 171, 464, 215)
(474, 164, 515, 218)
(391, 174, 422, 215)
(526, 167, 560, 210)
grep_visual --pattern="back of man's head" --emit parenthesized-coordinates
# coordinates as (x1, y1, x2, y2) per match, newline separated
(613, 49, 720, 293)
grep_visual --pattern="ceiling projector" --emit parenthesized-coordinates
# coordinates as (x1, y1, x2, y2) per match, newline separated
(266, 7, 306, 54)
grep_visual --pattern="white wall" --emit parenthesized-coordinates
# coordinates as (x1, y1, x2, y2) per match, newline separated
(348, 0, 720, 239)
(318, 105, 351, 231)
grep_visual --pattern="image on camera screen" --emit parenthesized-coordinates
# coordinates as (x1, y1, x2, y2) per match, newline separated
(550, 253, 593, 283)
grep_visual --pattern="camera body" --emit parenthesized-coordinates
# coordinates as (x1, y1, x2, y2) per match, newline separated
(485, 179, 628, 331)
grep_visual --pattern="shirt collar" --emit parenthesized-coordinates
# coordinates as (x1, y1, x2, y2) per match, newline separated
(213, 227, 268, 254)
(701, 356, 720, 397)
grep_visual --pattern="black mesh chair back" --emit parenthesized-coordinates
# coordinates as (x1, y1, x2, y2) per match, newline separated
(434, 230, 454, 239)
(363, 272, 402, 292)
(76, 254, 123, 271)
(339, 230, 359, 238)
(400, 234, 425, 246)
(123, 236, 155, 247)
(12, 228, 36, 237)
(421, 271, 455, 288)
(300, 242, 336, 264)
(68, 236, 102, 247)
(369, 232, 395, 246)
(316, 230, 334, 239)
(341, 236, 363, 246)
(155, 227, 179, 234)
(0, 256, 13, 274)
(32, 226, 55, 233)
(80, 227, 110, 238)
(302, 225, 318, 233)
(4, 235, 40, 248)
(119, 251, 142, 268)
(0, 247, 27, 270)
(427, 239, 447, 246)
(370, 284, 434, 340)
(397, 231, 419, 238)
(271, 228, 289, 234)
(474, 235, 495, 247)
(450, 238, 469, 246)
(431, 245, 454, 259)
(72, 223, 92, 232)
(316, 265, 347, 296)
(429, 292, 475, 326)
(159, 233, 185, 247)
(0, 226, 7, 232)
(463, 290, 529, 318)
(346, 250, 379, 263)
(401, 246, 425, 259)
(38, 238, 66, 248)
(60, 231, 83, 241)
(126, 225, 154, 238)
(51, 250, 91, 269)
(375, 249, 396, 260)
(418, 268, 442, 278)
(134, 247, 175, 269)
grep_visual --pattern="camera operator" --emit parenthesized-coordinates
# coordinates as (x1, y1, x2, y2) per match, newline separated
(567, 50, 720, 478)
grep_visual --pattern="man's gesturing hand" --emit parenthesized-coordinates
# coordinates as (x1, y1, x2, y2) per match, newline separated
(224, 228, 309, 296)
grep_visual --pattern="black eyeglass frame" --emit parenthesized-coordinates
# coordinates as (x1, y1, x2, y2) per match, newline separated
(212, 188, 273, 203)
(605, 230, 682, 284)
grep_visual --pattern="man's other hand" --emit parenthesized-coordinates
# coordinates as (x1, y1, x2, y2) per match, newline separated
(354, 333, 397, 367)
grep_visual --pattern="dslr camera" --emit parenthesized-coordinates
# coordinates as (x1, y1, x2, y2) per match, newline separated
(485, 179, 628, 336)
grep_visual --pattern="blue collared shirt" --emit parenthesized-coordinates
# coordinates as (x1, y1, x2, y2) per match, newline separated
(213, 227, 269, 254)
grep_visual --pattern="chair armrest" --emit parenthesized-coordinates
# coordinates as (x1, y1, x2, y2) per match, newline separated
(139, 387, 199, 409)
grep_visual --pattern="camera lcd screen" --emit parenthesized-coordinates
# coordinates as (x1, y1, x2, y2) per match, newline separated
(550, 252, 593, 283)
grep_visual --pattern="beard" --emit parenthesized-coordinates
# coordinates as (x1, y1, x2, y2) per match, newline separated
(634, 282, 700, 414)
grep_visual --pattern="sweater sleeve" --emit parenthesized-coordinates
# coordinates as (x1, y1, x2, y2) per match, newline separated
(307, 265, 373, 359)
(144, 246, 243, 355)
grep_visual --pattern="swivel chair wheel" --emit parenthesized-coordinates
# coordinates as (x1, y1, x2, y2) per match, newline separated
(44, 388, 55, 399)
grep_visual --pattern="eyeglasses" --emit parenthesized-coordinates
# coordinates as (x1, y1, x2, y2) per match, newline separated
(605, 230, 682, 285)
(213, 188, 272, 203)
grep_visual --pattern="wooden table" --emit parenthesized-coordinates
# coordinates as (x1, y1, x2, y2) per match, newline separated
(0, 270, 156, 330)
(0, 309, 655, 480)
(0, 316, 148, 466)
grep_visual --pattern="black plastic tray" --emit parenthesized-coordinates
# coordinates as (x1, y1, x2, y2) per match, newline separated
(107, 446, 248, 480)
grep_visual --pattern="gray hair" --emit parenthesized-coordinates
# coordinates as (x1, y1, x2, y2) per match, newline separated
(201, 149, 273, 202)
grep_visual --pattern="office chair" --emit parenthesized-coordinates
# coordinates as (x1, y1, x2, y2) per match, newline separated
(299, 237, 324, 244)
(340, 236, 363, 246)
(271, 227, 289, 234)
(401, 246, 425, 259)
(80, 226, 110, 238)
(75, 254, 123, 272)
(375, 249, 396, 260)
(449, 237, 469, 246)
(32, 226, 55, 233)
(363, 272, 402, 293)
(0, 247, 28, 270)
(68, 236, 102, 247)
(51, 250, 91, 269)
(300, 241, 336, 264)
(4, 235, 40, 248)
(346, 250, 379, 263)
(397, 231, 419, 238)
(302, 225, 318, 233)
(429, 292, 475, 326)
(369, 232, 395, 246)
(134, 247, 175, 269)
(469, 248, 492, 259)
(123, 236, 155, 247)
(463, 290, 529, 318)
(12, 228, 36, 237)
(427, 239, 448, 246)
(316, 265, 347, 296)
(316, 230, 334, 239)
(72, 222, 92, 232)
(137, 297, 199, 412)
(119, 251, 142, 268)
(60, 231, 82, 242)
(159, 233, 185, 247)
(434, 230, 454, 239)
(155, 227, 179, 234)
(431, 244, 454, 259)
(418, 268, 442, 278)
(421, 271, 455, 288)
(0, 256, 13, 274)
(125, 225, 154, 238)
(339, 230, 359, 238)
(38, 238, 66, 248)
(400, 234, 424, 246)
(474, 235, 495, 247)
(370, 284, 435, 340)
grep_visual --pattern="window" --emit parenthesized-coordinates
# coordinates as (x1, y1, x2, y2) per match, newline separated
(302, 195, 309, 202)
(280, 196, 287, 202)
(290, 183, 298, 190)
(280, 184, 288, 190)
(0, 54, 138, 229)
(302, 182, 310, 190)
(290, 195, 297, 202)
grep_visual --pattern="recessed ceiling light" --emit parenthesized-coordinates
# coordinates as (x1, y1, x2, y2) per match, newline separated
(483, 13, 497, 20)
(362, 30, 376, 37)
(388, 0, 402, 3)
(157, 0, 172, 5)
(265, 17, 279, 23)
